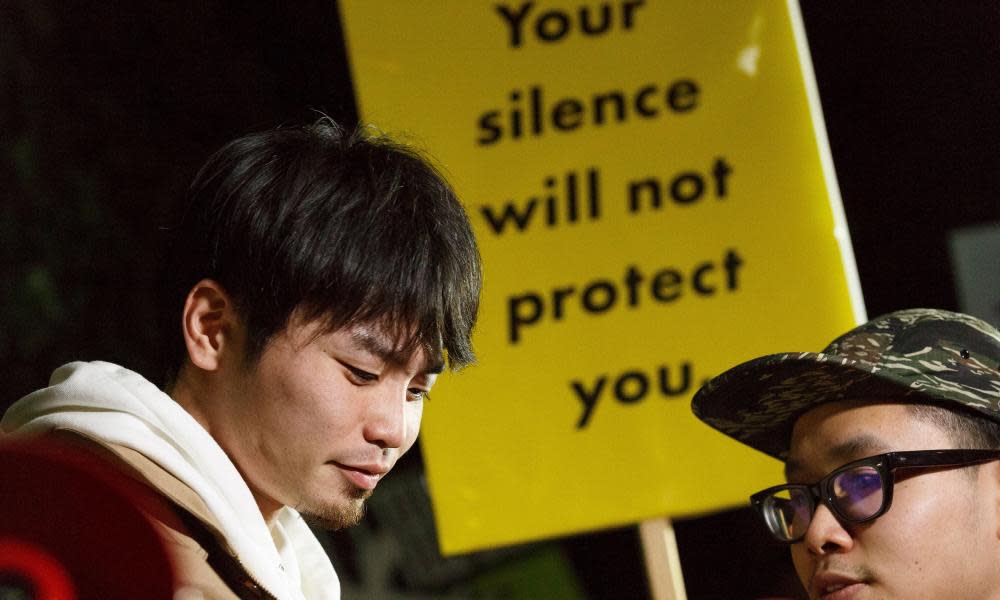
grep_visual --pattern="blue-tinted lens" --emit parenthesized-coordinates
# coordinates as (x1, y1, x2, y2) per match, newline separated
(832, 465, 884, 520)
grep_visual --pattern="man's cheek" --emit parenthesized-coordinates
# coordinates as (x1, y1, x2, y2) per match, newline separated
(790, 547, 812, 589)
(404, 406, 423, 450)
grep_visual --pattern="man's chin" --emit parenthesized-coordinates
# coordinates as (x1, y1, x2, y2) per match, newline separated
(298, 488, 371, 530)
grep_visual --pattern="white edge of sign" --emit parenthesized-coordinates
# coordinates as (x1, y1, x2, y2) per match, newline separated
(787, 0, 868, 325)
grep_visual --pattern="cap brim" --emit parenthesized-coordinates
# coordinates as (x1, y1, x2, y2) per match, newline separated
(691, 352, 926, 460)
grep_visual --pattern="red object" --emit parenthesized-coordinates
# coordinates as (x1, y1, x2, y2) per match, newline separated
(0, 538, 76, 599)
(0, 439, 176, 599)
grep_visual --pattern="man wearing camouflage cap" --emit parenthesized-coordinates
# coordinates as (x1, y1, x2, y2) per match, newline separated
(692, 308, 1000, 600)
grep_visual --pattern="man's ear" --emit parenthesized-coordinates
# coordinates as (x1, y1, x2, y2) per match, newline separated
(181, 279, 237, 372)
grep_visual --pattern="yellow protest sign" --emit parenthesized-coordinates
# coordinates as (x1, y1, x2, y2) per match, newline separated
(339, 0, 864, 554)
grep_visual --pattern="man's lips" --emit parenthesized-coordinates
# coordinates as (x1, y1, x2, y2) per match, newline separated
(812, 572, 866, 599)
(332, 462, 389, 491)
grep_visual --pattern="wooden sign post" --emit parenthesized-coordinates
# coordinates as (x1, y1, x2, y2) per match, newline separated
(641, 518, 687, 600)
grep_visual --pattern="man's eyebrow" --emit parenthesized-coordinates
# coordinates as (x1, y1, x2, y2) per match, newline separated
(350, 330, 445, 375)
(828, 434, 890, 463)
(785, 434, 890, 481)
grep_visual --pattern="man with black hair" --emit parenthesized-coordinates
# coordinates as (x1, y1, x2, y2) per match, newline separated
(692, 309, 1000, 600)
(2, 119, 482, 599)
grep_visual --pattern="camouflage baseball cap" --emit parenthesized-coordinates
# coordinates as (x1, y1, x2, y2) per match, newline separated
(691, 308, 1000, 460)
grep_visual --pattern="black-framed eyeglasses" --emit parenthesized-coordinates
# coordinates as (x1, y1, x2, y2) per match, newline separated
(751, 449, 1000, 543)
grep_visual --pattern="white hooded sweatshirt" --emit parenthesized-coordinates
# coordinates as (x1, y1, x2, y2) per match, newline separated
(0, 361, 340, 600)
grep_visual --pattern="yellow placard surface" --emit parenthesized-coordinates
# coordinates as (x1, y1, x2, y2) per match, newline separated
(340, 0, 864, 554)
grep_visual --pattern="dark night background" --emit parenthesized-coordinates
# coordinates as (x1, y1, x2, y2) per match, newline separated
(2, 2, 998, 599)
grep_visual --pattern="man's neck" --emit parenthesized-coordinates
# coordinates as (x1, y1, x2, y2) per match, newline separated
(169, 366, 283, 524)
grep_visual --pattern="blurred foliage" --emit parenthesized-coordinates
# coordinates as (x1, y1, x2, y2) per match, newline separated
(2, 2, 174, 405)
(0, 0, 357, 409)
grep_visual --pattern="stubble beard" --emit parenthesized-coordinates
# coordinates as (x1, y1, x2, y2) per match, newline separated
(298, 480, 372, 530)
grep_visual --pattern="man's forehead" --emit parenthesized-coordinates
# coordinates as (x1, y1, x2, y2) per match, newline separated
(784, 432, 891, 481)
(783, 400, 912, 479)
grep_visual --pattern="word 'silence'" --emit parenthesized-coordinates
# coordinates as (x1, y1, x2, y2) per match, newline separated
(477, 81, 698, 146)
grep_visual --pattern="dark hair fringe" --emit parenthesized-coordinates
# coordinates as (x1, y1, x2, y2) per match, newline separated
(159, 118, 481, 381)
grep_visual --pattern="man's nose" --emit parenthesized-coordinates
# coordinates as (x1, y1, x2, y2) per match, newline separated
(363, 385, 407, 449)
(802, 502, 854, 555)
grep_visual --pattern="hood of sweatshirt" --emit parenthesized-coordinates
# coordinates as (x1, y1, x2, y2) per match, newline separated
(1, 361, 340, 600)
